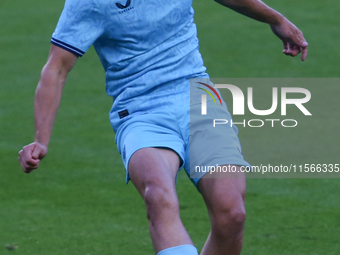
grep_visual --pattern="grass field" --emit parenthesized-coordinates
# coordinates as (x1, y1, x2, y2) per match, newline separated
(1, 0, 339, 254)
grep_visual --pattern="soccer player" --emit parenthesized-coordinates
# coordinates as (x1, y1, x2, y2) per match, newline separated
(18, 0, 307, 254)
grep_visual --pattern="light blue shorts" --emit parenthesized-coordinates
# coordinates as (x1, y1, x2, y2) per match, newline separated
(113, 79, 250, 187)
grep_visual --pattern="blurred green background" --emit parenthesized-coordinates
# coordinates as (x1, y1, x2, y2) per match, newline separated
(1, 0, 339, 254)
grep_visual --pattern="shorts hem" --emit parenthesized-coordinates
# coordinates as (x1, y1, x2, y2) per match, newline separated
(124, 143, 185, 184)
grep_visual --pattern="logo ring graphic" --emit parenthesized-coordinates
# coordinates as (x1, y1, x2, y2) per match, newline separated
(197, 82, 223, 106)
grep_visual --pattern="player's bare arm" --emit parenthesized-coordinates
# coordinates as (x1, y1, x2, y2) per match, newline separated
(18, 45, 78, 173)
(215, 0, 308, 61)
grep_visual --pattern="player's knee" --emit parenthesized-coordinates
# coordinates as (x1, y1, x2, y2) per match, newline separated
(212, 204, 246, 236)
(217, 207, 246, 226)
(229, 208, 246, 225)
(143, 184, 178, 221)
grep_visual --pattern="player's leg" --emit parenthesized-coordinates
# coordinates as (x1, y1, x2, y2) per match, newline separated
(198, 169, 246, 255)
(128, 147, 198, 255)
(187, 80, 249, 254)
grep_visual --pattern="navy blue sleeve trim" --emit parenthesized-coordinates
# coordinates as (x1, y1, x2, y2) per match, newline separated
(51, 38, 85, 57)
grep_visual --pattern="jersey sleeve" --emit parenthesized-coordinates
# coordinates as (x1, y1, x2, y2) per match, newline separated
(51, 0, 104, 57)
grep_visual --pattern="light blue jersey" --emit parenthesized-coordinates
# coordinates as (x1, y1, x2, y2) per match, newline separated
(52, 0, 207, 131)
(52, 0, 250, 186)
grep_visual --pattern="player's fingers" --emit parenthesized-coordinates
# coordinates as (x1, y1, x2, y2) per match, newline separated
(23, 162, 39, 173)
(301, 43, 308, 61)
(27, 159, 40, 167)
(287, 42, 308, 61)
(31, 143, 47, 160)
(18, 149, 28, 167)
(23, 166, 37, 174)
(300, 41, 308, 48)
(18, 156, 36, 173)
(293, 34, 308, 60)
(283, 42, 291, 55)
(290, 44, 301, 57)
(18, 146, 40, 173)
(21, 144, 33, 158)
(282, 42, 288, 54)
(18, 156, 26, 170)
(32, 146, 42, 160)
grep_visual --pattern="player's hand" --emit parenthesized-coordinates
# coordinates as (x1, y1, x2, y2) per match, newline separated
(270, 17, 308, 61)
(18, 142, 48, 173)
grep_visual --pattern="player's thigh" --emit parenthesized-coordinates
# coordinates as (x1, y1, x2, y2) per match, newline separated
(197, 167, 246, 218)
(128, 147, 181, 198)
